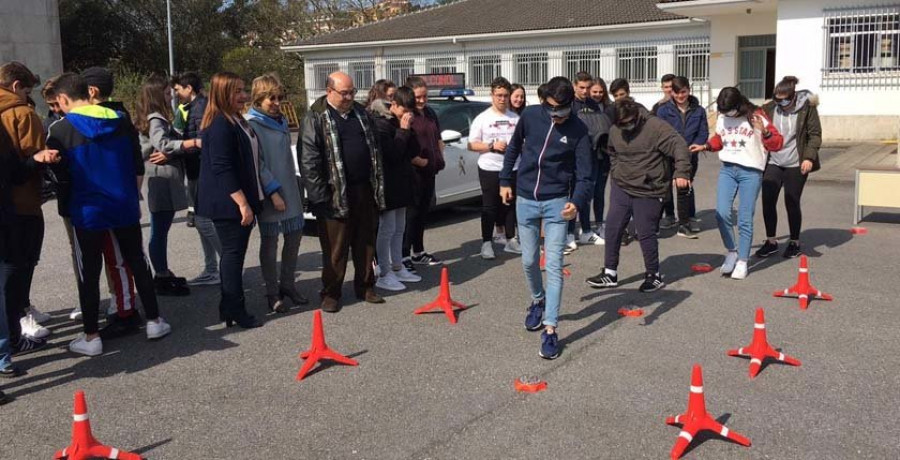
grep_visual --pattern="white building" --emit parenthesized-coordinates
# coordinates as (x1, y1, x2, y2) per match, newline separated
(0, 0, 63, 113)
(284, 0, 900, 141)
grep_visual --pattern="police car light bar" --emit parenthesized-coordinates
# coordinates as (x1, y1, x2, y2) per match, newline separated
(411, 73, 473, 97)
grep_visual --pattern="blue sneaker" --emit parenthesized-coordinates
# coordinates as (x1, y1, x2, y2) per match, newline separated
(524, 299, 545, 331)
(539, 330, 560, 360)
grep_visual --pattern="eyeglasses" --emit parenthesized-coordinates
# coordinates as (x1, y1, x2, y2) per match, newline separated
(328, 87, 357, 99)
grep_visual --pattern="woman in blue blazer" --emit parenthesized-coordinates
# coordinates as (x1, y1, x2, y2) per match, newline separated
(196, 72, 264, 328)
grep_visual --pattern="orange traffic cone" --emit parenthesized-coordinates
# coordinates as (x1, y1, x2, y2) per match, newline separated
(728, 308, 801, 378)
(773, 255, 833, 310)
(54, 391, 142, 460)
(296, 310, 359, 381)
(539, 251, 571, 277)
(413, 267, 466, 324)
(666, 364, 751, 459)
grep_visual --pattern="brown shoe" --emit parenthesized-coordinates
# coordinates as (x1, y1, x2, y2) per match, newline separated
(358, 290, 385, 304)
(320, 297, 341, 313)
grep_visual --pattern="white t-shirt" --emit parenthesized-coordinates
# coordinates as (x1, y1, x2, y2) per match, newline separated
(714, 112, 770, 172)
(469, 108, 519, 172)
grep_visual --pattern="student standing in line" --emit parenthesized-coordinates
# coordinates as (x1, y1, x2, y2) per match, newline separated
(510, 83, 527, 116)
(697, 87, 783, 279)
(590, 78, 615, 119)
(654, 76, 709, 239)
(369, 86, 422, 291)
(469, 77, 521, 260)
(196, 72, 264, 328)
(366, 79, 397, 107)
(246, 74, 309, 312)
(757, 76, 822, 259)
(136, 75, 195, 297)
(47, 73, 172, 356)
(651, 73, 676, 115)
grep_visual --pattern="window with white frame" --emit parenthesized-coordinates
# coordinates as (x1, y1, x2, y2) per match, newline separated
(675, 43, 710, 82)
(564, 50, 606, 81)
(470, 55, 502, 88)
(514, 52, 548, 86)
(426, 57, 457, 74)
(824, 5, 900, 79)
(349, 61, 375, 91)
(387, 59, 414, 85)
(616, 46, 658, 84)
(313, 63, 340, 90)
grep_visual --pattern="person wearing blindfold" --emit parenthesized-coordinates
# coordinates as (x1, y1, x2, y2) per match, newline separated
(585, 99, 692, 294)
(694, 87, 784, 280)
(757, 76, 821, 260)
(500, 77, 594, 360)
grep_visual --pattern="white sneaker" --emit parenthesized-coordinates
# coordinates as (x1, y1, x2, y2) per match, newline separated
(492, 228, 507, 245)
(20, 314, 50, 339)
(146, 317, 172, 340)
(27, 305, 51, 324)
(730, 260, 749, 280)
(593, 222, 606, 237)
(376, 271, 406, 291)
(504, 238, 522, 254)
(372, 262, 381, 278)
(69, 335, 102, 357)
(480, 241, 496, 260)
(565, 234, 578, 254)
(578, 231, 605, 246)
(721, 251, 739, 275)
(394, 267, 422, 283)
(69, 307, 82, 321)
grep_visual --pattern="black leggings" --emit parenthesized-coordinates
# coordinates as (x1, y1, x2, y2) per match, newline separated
(604, 181, 663, 274)
(403, 173, 435, 257)
(478, 168, 516, 242)
(762, 163, 808, 241)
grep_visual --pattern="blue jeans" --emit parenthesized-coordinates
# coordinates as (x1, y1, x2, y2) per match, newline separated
(0, 261, 16, 371)
(517, 196, 568, 327)
(149, 210, 176, 275)
(716, 162, 763, 261)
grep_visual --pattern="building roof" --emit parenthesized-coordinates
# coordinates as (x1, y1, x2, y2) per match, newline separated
(287, 0, 685, 49)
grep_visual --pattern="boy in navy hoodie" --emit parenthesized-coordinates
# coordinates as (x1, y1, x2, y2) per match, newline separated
(46, 73, 171, 357)
(500, 77, 594, 360)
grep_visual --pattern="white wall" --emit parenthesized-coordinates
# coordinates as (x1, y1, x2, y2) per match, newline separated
(708, 10, 777, 97)
(0, 0, 63, 114)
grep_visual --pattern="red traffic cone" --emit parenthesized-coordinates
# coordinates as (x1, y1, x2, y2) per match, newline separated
(773, 255, 833, 310)
(727, 308, 801, 378)
(296, 310, 359, 381)
(413, 267, 466, 324)
(666, 364, 751, 460)
(54, 391, 142, 460)
(539, 251, 571, 277)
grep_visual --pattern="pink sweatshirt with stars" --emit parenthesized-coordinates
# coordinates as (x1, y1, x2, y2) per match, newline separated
(707, 109, 783, 171)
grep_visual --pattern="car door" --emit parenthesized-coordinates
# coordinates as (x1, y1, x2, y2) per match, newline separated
(434, 103, 487, 206)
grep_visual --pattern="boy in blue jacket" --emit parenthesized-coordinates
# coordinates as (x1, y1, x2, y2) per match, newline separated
(47, 73, 171, 357)
(500, 77, 594, 360)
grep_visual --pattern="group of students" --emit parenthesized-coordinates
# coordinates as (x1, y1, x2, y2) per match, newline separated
(0, 60, 822, 405)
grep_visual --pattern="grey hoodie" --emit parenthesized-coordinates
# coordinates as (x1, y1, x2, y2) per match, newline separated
(769, 90, 813, 168)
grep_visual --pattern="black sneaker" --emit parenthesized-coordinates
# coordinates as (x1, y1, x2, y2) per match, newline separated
(659, 216, 677, 230)
(12, 337, 47, 356)
(783, 241, 802, 259)
(186, 210, 196, 228)
(755, 240, 779, 258)
(0, 366, 25, 379)
(524, 299, 545, 332)
(677, 224, 699, 239)
(99, 312, 143, 340)
(401, 258, 417, 274)
(621, 232, 634, 247)
(411, 252, 442, 266)
(586, 271, 618, 289)
(539, 330, 560, 360)
(155, 277, 190, 296)
(639, 273, 666, 293)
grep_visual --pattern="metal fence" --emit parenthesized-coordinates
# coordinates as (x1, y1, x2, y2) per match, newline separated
(822, 4, 900, 88)
(302, 37, 712, 106)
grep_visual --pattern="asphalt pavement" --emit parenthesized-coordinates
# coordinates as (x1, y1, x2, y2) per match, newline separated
(2, 147, 899, 459)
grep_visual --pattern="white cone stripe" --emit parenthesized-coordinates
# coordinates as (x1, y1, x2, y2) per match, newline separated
(690, 385, 703, 393)
(750, 358, 762, 365)
(778, 352, 785, 361)
(110, 448, 120, 459)
(783, 288, 790, 294)
(816, 290, 822, 296)
(799, 268, 808, 273)
(679, 431, 694, 443)
(73, 413, 89, 422)
(754, 323, 766, 329)
(737, 347, 744, 355)
(720, 426, 730, 437)
(799, 294, 808, 299)
(674, 415, 681, 423)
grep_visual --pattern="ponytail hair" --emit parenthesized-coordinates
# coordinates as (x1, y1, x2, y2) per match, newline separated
(773, 76, 799, 99)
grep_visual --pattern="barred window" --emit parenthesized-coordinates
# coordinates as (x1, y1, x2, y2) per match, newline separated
(470, 55, 502, 88)
(426, 57, 457, 74)
(349, 61, 375, 91)
(515, 52, 548, 86)
(675, 43, 710, 82)
(564, 50, 605, 81)
(313, 63, 340, 90)
(617, 47, 658, 84)
(825, 6, 900, 76)
(387, 59, 414, 85)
